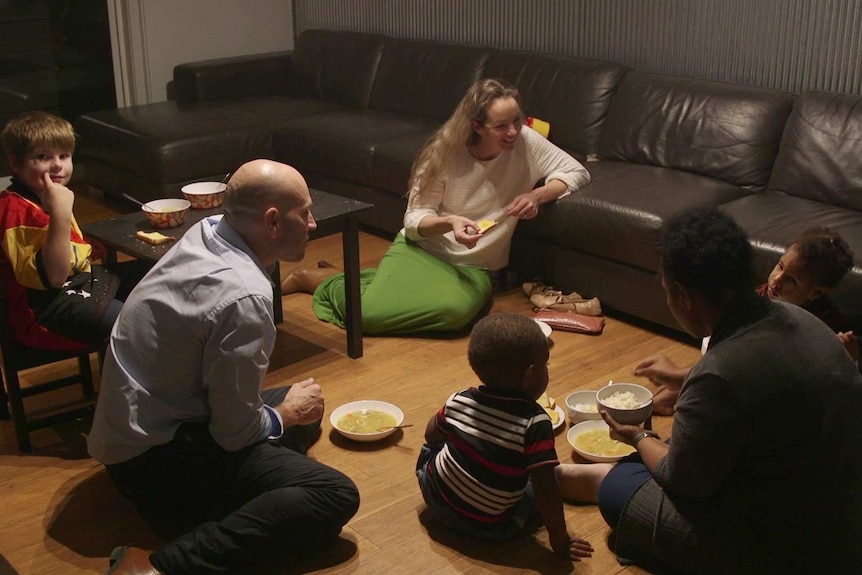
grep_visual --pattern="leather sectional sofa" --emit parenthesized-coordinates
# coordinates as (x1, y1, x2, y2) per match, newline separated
(74, 29, 862, 332)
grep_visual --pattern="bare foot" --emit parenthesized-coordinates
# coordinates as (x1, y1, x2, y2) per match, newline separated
(652, 386, 678, 416)
(280, 266, 340, 294)
(555, 462, 614, 503)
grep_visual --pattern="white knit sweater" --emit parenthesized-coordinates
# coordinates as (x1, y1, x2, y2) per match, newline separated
(402, 126, 590, 270)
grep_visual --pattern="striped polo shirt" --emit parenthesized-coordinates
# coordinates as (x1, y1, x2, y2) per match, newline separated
(425, 385, 559, 523)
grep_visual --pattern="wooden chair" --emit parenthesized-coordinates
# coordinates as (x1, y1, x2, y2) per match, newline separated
(0, 292, 99, 452)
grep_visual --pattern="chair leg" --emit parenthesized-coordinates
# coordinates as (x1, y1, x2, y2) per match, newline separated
(78, 354, 95, 399)
(4, 367, 31, 452)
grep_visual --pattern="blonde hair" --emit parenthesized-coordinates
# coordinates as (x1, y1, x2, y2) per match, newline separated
(407, 78, 522, 199)
(1, 111, 76, 161)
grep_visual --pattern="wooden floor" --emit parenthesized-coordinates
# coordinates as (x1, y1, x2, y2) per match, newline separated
(0, 191, 702, 575)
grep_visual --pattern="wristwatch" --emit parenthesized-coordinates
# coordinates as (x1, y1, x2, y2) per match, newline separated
(632, 429, 661, 447)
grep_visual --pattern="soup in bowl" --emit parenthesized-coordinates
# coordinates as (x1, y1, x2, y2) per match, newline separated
(330, 400, 404, 442)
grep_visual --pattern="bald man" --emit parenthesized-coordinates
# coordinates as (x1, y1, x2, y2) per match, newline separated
(88, 160, 359, 575)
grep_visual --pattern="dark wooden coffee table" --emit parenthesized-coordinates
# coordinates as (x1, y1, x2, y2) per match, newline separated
(82, 189, 374, 358)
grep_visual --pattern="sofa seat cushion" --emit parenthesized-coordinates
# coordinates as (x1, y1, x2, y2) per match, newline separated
(517, 160, 754, 271)
(719, 191, 862, 315)
(76, 97, 340, 182)
(272, 110, 438, 194)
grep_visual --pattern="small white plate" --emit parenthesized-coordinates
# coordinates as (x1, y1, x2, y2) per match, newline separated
(552, 405, 565, 431)
(534, 319, 552, 338)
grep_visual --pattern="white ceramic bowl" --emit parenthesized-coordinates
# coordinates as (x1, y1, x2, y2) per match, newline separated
(567, 419, 636, 463)
(533, 318, 552, 338)
(596, 382, 653, 425)
(181, 181, 227, 209)
(330, 400, 405, 442)
(141, 198, 191, 229)
(564, 390, 601, 423)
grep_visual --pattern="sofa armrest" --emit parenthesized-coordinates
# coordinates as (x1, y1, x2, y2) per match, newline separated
(173, 51, 295, 105)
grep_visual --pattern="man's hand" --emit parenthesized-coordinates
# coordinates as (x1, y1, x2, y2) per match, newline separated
(276, 378, 324, 427)
(632, 353, 689, 390)
(39, 172, 75, 218)
(549, 532, 594, 561)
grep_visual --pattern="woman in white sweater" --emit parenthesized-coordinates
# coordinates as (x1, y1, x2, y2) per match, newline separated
(282, 78, 590, 335)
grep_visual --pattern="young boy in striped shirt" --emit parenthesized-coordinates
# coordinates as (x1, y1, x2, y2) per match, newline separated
(417, 312, 606, 562)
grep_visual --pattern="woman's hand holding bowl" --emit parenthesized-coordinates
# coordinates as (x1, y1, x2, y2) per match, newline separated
(600, 410, 645, 446)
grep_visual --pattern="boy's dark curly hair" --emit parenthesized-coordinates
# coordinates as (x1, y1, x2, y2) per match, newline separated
(792, 227, 854, 288)
(661, 208, 753, 305)
(468, 313, 548, 389)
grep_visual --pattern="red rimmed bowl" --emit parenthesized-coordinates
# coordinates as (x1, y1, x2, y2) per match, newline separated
(141, 198, 190, 229)
(181, 181, 226, 209)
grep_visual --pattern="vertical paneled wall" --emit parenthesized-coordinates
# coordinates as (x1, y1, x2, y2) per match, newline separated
(294, 0, 862, 95)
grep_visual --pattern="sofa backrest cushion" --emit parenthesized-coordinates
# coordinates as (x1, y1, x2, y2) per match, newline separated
(292, 29, 386, 108)
(369, 37, 490, 120)
(483, 51, 629, 156)
(598, 72, 794, 190)
(768, 91, 862, 210)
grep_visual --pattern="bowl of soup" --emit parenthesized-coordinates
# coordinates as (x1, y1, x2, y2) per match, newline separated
(330, 400, 405, 442)
(567, 419, 636, 463)
(141, 198, 190, 228)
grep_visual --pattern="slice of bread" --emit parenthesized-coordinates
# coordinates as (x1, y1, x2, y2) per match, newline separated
(537, 392, 556, 410)
(476, 219, 498, 233)
(136, 230, 177, 245)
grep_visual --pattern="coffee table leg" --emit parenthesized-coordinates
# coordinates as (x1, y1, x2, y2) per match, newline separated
(342, 216, 363, 358)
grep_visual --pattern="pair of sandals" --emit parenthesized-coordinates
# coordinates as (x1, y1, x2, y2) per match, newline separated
(522, 281, 603, 316)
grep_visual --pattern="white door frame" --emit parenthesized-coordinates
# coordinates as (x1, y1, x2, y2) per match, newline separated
(106, 0, 152, 107)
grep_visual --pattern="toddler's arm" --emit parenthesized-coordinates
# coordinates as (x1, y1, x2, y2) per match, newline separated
(39, 173, 76, 288)
(530, 465, 593, 561)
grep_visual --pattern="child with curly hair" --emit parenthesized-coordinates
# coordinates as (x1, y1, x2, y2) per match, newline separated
(636, 226, 858, 414)
(417, 312, 609, 561)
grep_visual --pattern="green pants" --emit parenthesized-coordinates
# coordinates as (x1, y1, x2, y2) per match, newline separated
(312, 234, 492, 335)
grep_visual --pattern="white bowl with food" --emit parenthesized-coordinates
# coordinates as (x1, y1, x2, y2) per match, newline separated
(330, 400, 405, 442)
(533, 318, 552, 338)
(141, 198, 191, 229)
(181, 181, 227, 209)
(596, 382, 653, 425)
(564, 390, 601, 424)
(567, 419, 636, 463)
